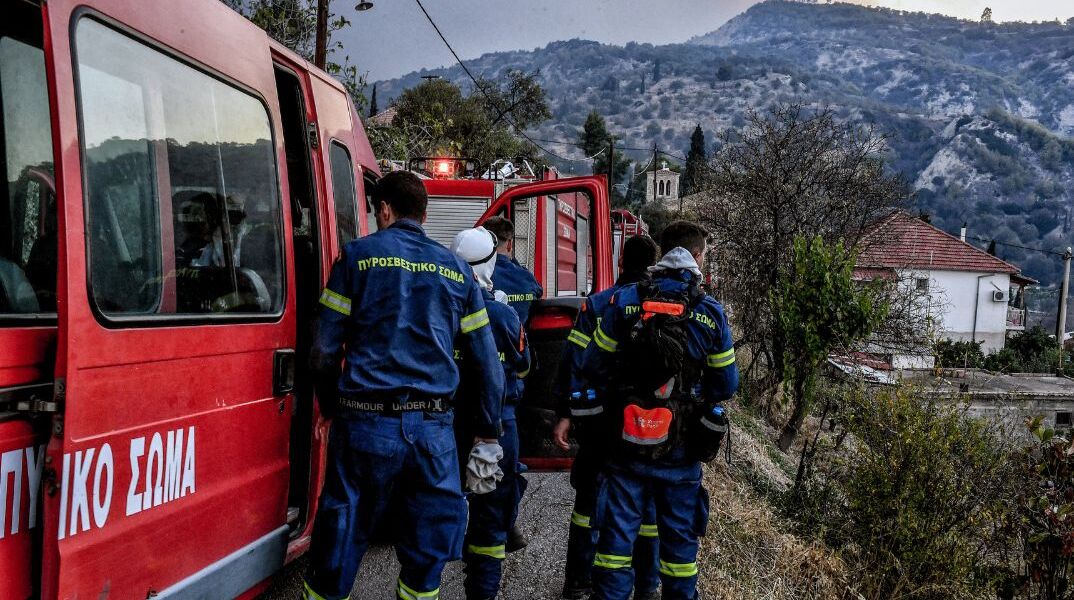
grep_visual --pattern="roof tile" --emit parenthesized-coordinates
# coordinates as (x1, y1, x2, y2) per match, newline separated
(858, 211, 1024, 275)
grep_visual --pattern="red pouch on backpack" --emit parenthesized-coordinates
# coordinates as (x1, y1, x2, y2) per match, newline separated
(622, 404, 674, 447)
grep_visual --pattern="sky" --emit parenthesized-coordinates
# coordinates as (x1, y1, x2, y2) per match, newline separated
(336, 0, 1074, 82)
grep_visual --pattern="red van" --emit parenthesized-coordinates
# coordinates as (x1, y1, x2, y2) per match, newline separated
(0, 0, 611, 597)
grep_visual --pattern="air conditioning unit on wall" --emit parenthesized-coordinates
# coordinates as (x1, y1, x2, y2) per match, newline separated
(992, 289, 1009, 303)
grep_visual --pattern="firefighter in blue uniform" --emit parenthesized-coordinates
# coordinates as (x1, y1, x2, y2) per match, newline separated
(450, 227, 532, 600)
(304, 172, 505, 600)
(484, 216, 542, 326)
(483, 215, 543, 551)
(552, 234, 662, 600)
(586, 221, 739, 600)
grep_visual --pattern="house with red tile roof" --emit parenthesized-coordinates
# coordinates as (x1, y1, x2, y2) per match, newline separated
(856, 211, 1036, 354)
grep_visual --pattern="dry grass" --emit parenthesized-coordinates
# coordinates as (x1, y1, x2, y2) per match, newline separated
(696, 405, 855, 600)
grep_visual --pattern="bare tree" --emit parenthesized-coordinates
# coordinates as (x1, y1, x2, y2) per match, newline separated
(694, 104, 909, 411)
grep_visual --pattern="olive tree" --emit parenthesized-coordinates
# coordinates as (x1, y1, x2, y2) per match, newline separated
(770, 235, 888, 451)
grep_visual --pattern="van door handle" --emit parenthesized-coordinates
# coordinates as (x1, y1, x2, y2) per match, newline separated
(273, 349, 296, 396)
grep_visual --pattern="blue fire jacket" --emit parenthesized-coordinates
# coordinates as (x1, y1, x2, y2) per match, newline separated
(585, 269, 738, 405)
(491, 254, 543, 325)
(457, 290, 531, 420)
(310, 219, 505, 438)
(554, 270, 649, 418)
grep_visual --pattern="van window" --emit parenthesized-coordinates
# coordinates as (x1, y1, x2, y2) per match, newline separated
(329, 142, 358, 246)
(0, 5, 55, 316)
(75, 19, 283, 317)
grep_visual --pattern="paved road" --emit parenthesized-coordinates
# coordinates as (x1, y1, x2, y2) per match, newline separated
(263, 472, 575, 600)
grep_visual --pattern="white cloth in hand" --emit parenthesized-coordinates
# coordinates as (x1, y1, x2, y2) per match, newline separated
(466, 441, 504, 495)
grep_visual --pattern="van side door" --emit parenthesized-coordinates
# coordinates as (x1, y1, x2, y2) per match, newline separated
(41, 1, 296, 597)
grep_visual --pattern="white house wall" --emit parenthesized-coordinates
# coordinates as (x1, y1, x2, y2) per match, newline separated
(898, 269, 1011, 353)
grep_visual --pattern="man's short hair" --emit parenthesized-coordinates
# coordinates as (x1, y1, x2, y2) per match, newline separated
(622, 235, 659, 273)
(372, 171, 427, 220)
(483, 216, 514, 246)
(660, 220, 709, 256)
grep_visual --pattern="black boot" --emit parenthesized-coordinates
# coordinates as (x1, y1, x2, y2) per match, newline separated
(560, 582, 592, 600)
(506, 523, 528, 552)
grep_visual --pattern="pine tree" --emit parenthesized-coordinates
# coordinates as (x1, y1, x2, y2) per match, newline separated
(369, 83, 378, 118)
(681, 124, 707, 197)
(653, 60, 662, 83)
(579, 111, 611, 157)
(981, 7, 992, 23)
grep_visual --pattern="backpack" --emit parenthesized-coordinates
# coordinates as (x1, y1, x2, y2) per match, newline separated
(614, 278, 706, 460)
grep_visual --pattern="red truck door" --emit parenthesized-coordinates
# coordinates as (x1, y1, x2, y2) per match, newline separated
(40, 1, 295, 597)
(475, 177, 612, 466)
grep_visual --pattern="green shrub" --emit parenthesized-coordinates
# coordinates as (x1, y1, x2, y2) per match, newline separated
(935, 338, 985, 368)
(787, 385, 1014, 599)
(993, 419, 1074, 600)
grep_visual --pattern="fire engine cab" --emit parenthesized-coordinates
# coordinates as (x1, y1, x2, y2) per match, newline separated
(0, 1, 620, 597)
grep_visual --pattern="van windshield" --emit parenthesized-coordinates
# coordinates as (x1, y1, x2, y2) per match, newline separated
(0, 2, 55, 317)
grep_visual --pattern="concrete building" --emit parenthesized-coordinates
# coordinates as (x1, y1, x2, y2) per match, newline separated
(644, 162, 680, 209)
(856, 212, 1035, 354)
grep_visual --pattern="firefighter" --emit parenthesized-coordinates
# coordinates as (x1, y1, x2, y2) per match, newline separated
(585, 221, 739, 600)
(484, 216, 542, 325)
(552, 234, 662, 600)
(450, 227, 532, 600)
(483, 214, 543, 551)
(304, 171, 505, 600)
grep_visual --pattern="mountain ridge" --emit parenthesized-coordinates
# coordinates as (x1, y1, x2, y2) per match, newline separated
(374, 0, 1074, 290)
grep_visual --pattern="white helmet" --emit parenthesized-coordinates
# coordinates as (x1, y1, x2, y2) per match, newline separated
(451, 226, 498, 291)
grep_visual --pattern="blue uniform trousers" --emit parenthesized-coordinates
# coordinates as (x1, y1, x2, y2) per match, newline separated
(566, 445, 660, 594)
(462, 413, 522, 599)
(306, 410, 466, 600)
(592, 457, 709, 600)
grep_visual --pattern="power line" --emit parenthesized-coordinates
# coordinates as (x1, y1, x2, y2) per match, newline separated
(412, 0, 577, 163)
(964, 235, 1065, 257)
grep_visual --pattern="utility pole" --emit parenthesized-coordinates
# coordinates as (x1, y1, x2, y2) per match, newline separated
(607, 140, 614, 203)
(314, 0, 329, 68)
(651, 146, 659, 206)
(1058, 247, 1072, 373)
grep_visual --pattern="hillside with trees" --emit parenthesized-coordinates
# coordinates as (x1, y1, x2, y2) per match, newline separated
(373, 1, 1074, 298)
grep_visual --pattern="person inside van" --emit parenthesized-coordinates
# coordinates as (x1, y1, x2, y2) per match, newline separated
(175, 193, 214, 268)
(185, 192, 248, 269)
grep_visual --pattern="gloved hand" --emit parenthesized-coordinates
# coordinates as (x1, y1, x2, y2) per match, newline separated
(466, 441, 504, 495)
(493, 289, 509, 305)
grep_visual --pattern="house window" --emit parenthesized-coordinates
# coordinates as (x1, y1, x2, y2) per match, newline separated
(915, 277, 929, 292)
(1057, 412, 1072, 428)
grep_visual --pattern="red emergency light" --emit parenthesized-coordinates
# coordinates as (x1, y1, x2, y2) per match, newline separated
(408, 156, 480, 179)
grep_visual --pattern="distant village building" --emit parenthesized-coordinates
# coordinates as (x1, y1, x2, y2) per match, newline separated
(368, 105, 397, 126)
(856, 212, 1035, 355)
(644, 162, 680, 209)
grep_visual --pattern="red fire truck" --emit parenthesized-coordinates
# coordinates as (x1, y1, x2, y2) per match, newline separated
(0, 1, 614, 597)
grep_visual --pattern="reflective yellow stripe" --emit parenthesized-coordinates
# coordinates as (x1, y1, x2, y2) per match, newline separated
(397, 579, 439, 599)
(638, 523, 659, 537)
(319, 289, 352, 316)
(518, 367, 530, 379)
(659, 560, 698, 577)
(571, 511, 591, 528)
(460, 308, 490, 333)
(303, 581, 340, 600)
(707, 348, 735, 368)
(594, 327, 618, 352)
(567, 329, 591, 349)
(594, 553, 632, 569)
(467, 543, 506, 559)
